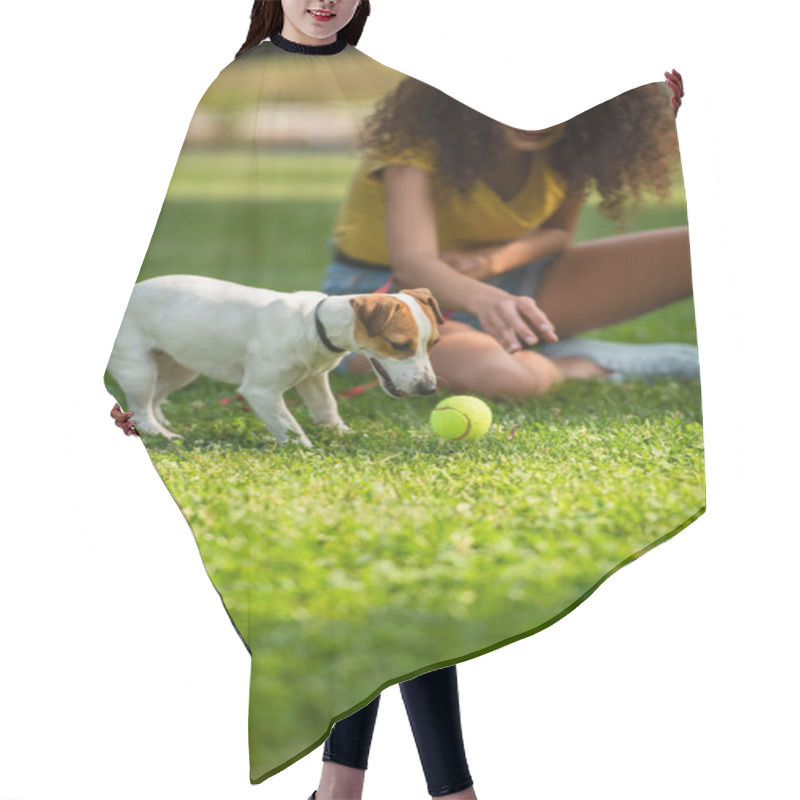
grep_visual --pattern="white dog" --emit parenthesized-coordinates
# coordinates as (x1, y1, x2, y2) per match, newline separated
(107, 274, 443, 447)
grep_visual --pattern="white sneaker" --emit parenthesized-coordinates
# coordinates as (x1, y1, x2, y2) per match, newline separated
(535, 337, 700, 382)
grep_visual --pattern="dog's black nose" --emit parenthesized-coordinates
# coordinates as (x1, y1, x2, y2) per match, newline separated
(414, 381, 437, 396)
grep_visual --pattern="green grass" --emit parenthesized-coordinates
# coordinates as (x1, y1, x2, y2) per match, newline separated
(106, 148, 703, 782)
(115, 376, 703, 634)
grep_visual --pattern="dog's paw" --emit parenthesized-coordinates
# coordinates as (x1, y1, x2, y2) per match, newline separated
(315, 419, 352, 434)
(281, 430, 314, 449)
(135, 422, 183, 440)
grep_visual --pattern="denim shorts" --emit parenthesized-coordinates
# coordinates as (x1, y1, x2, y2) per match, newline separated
(320, 254, 559, 331)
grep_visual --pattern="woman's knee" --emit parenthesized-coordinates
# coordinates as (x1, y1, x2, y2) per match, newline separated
(482, 353, 561, 398)
(437, 348, 561, 399)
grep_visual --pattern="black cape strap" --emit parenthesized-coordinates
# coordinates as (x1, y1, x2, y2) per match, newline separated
(270, 32, 348, 56)
(314, 299, 346, 353)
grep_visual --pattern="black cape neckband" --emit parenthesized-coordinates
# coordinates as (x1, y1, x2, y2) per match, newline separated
(270, 32, 348, 55)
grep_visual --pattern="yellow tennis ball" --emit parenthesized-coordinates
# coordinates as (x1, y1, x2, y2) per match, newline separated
(430, 396, 492, 441)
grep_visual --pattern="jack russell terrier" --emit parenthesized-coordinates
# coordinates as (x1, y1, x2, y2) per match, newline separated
(107, 274, 443, 448)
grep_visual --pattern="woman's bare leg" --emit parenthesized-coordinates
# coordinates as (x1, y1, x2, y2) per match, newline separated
(314, 725, 478, 800)
(316, 762, 366, 800)
(430, 322, 608, 399)
(534, 226, 692, 338)
(342, 321, 607, 398)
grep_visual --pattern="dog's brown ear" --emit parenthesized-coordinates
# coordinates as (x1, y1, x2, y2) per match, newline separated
(350, 295, 400, 338)
(401, 288, 445, 325)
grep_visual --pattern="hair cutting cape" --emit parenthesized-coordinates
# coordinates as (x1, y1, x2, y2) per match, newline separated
(104, 35, 704, 783)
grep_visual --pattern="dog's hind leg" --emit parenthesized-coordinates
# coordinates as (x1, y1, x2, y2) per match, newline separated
(108, 345, 183, 439)
(294, 372, 351, 433)
(237, 383, 313, 448)
(152, 352, 199, 429)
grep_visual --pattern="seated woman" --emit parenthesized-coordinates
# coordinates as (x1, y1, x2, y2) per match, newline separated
(322, 76, 698, 398)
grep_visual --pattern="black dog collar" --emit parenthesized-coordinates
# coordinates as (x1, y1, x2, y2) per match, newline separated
(314, 299, 346, 353)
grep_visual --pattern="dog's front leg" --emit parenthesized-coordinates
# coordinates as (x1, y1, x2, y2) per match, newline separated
(238, 384, 313, 448)
(295, 372, 351, 433)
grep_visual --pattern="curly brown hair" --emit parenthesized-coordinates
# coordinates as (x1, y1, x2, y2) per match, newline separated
(361, 78, 678, 221)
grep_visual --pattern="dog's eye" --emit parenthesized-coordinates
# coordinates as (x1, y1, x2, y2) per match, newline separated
(389, 340, 412, 352)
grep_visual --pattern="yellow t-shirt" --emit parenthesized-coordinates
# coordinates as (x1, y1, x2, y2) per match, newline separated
(334, 143, 568, 266)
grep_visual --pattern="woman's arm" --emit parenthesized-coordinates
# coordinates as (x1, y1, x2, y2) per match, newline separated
(382, 164, 559, 352)
(444, 188, 587, 279)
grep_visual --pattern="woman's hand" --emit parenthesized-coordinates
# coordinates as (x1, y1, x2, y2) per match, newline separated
(111, 403, 139, 436)
(439, 248, 498, 280)
(441, 229, 572, 281)
(474, 291, 559, 353)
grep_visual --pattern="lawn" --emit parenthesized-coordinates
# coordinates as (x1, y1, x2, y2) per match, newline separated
(104, 148, 704, 782)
